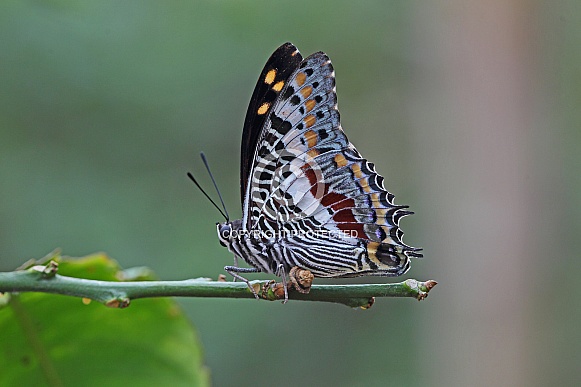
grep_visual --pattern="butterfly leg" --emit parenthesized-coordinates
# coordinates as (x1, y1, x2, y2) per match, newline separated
(224, 266, 261, 300)
(275, 264, 289, 304)
(230, 254, 240, 282)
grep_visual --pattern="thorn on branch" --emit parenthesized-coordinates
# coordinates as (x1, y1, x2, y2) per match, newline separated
(105, 297, 131, 309)
(424, 280, 438, 291)
(29, 261, 59, 278)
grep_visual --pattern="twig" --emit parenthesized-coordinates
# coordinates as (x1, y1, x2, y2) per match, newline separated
(0, 261, 437, 309)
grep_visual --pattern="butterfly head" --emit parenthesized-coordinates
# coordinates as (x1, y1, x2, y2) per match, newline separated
(216, 219, 243, 248)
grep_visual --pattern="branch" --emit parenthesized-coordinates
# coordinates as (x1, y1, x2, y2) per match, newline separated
(0, 261, 437, 309)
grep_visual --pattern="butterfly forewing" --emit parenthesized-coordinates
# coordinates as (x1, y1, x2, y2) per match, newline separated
(240, 43, 303, 205)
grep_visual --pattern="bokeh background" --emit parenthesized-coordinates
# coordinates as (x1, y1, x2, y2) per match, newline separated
(1, 1, 580, 386)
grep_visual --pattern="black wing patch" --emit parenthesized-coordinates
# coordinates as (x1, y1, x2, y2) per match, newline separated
(240, 42, 303, 204)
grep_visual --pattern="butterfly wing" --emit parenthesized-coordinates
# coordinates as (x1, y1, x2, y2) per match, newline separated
(240, 43, 303, 205)
(244, 46, 421, 277)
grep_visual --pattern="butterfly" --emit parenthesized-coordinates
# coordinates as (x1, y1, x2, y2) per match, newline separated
(215, 42, 422, 301)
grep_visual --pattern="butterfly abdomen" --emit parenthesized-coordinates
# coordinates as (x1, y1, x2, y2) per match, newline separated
(218, 217, 415, 279)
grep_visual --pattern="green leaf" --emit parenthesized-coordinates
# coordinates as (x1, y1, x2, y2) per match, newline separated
(0, 253, 209, 387)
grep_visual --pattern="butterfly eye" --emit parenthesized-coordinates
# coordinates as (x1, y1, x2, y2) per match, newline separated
(217, 223, 232, 247)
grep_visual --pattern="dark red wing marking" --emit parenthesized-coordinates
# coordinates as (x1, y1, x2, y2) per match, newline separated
(303, 166, 368, 239)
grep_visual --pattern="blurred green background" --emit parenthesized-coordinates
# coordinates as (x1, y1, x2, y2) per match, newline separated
(1, 1, 580, 386)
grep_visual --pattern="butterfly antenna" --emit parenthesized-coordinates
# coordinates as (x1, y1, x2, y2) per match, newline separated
(199, 152, 230, 221)
(187, 170, 229, 221)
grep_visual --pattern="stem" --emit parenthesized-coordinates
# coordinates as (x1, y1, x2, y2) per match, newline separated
(0, 264, 436, 309)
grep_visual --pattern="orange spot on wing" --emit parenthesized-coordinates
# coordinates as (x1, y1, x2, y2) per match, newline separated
(367, 242, 382, 265)
(375, 208, 388, 225)
(304, 115, 316, 128)
(305, 130, 318, 148)
(265, 69, 276, 85)
(272, 81, 284, 91)
(257, 102, 270, 115)
(305, 99, 316, 112)
(300, 86, 313, 98)
(360, 178, 372, 193)
(296, 72, 307, 86)
(351, 163, 363, 179)
(376, 208, 388, 216)
(334, 154, 347, 168)
(307, 149, 319, 158)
